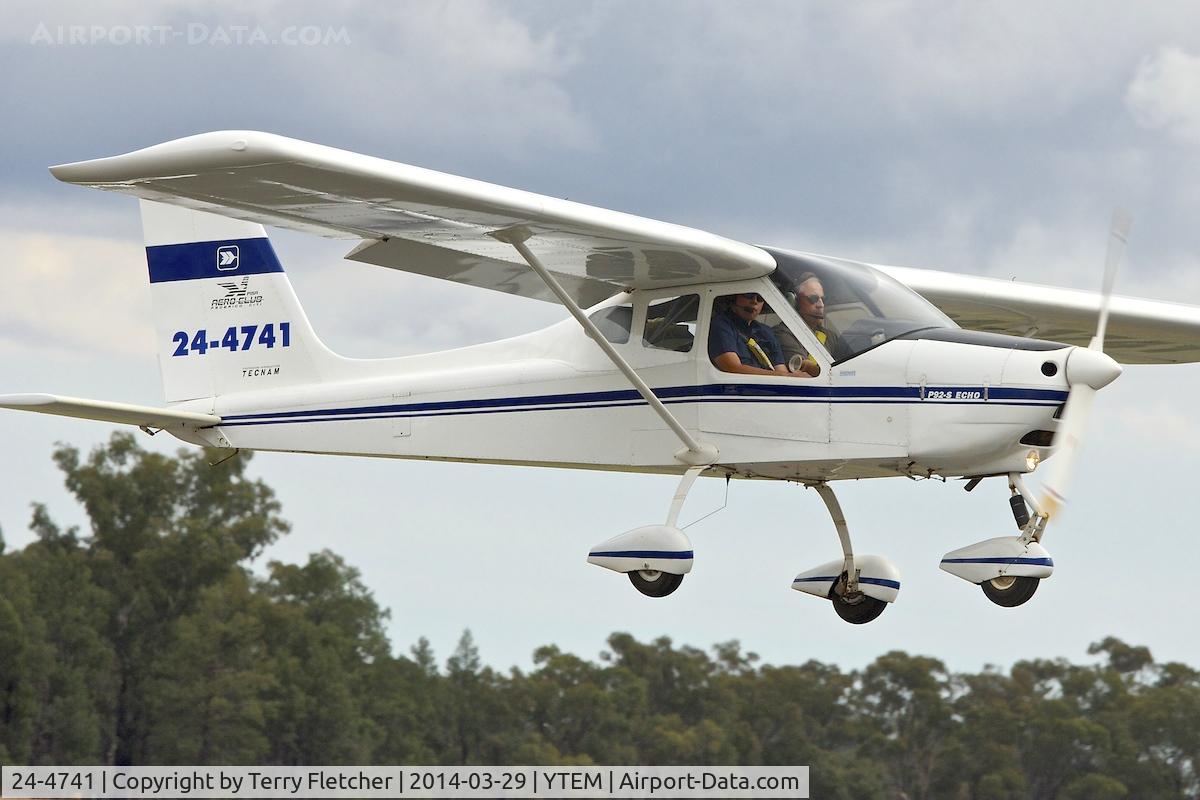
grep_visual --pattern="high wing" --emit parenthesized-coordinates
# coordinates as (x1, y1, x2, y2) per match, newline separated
(49, 130, 775, 308)
(878, 264, 1200, 365)
(50, 131, 1200, 364)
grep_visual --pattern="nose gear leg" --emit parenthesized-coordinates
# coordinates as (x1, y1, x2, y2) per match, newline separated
(1009, 473, 1048, 544)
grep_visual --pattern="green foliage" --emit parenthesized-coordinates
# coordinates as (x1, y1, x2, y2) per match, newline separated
(145, 572, 275, 764)
(0, 510, 114, 764)
(259, 550, 392, 764)
(0, 590, 33, 761)
(0, 433, 1198, 798)
(1057, 773, 1128, 800)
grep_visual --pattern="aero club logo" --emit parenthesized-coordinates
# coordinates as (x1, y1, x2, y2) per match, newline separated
(212, 276, 263, 311)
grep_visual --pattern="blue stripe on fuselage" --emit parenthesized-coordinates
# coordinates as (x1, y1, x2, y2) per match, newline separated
(146, 238, 284, 283)
(214, 384, 1068, 428)
(940, 556, 1054, 567)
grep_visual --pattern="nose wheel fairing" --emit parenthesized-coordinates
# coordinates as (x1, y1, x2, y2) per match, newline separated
(939, 536, 1054, 585)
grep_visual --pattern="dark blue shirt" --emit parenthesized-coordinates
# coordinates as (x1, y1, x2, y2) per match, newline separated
(708, 308, 784, 369)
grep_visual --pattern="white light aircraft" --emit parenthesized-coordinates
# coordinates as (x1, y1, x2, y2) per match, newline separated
(6, 132, 1200, 624)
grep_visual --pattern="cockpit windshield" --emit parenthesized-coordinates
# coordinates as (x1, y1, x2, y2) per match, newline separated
(764, 247, 957, 362)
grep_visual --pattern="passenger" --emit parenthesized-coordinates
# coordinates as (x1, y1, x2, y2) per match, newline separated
(709, 292, 801, 377)
(774, 273, 844, 375)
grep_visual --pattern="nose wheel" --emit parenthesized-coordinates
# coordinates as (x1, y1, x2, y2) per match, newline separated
(981, 575, 1039, 607)
(628, 569, 684, 598)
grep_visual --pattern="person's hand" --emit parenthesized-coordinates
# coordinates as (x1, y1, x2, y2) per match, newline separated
(786, 353, 821, 377)
(786, 359, 818, 378)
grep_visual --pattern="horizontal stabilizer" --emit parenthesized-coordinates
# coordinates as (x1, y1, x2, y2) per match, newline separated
(0, 393, 219, 429)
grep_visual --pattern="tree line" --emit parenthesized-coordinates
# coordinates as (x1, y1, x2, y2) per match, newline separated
(0, 434, 1196, 799)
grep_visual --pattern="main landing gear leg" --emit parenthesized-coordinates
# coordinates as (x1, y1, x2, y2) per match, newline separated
(667, 466, 705, 529)
(588, 467, 703, 598)
(812, 483, 888, 625)
(626, 466, 704, 597)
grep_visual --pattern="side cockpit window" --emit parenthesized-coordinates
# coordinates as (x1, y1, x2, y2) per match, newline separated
(643, 294, 699, 353)
(708, 291, 820, 378)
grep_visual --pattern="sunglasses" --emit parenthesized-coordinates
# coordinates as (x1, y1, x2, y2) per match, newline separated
(799, 294, 825, 304)
(737, 293, 764, 303)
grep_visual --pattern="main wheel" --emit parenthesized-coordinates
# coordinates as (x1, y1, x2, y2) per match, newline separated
(981, 575, 1039, 607)
(829, 590, 887, 625)
(628, 569, 684, 598)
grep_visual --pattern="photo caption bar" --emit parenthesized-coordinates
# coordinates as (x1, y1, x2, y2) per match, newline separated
(0, 766, 808, 798)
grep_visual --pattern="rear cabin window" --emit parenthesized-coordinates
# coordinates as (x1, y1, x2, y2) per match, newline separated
(643, 295, 699, 353)
(589, 303, 633, 344)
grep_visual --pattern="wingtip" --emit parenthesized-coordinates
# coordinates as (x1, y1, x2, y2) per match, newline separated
(47, 131, 293, 186)
(0, 393, 59, 408)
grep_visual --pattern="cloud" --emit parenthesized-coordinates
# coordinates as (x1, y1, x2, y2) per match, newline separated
(1098, 363, 1200, 450)
(0, 0, 595, 166)
(618, 3, 1155, 133)
(0, 222, 153, 360)
(1126, 45, 1200, 146)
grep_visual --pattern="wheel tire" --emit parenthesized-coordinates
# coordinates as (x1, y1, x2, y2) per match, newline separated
(628, 569, 684, 598)
(829, 590, 888, 625)
(981, 575, 1039, 607)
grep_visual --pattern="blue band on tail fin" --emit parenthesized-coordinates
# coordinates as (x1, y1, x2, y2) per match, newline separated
(146, 238, 284, 283)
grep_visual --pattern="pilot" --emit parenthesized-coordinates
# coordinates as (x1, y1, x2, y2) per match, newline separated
(774, 272, 844, 376)
(709, 292, 798, 377)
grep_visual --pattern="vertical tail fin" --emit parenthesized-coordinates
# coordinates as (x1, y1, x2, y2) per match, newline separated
(141, 200, 340, 402)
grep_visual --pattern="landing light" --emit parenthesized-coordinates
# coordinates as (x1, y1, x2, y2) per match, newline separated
(1025, 450, 1041, 472)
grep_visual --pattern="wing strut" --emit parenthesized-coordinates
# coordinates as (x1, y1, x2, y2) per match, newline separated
(494, 228, 719, 467)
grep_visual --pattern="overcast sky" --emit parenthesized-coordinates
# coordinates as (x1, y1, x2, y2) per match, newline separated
(3, 0, 1200, 674)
